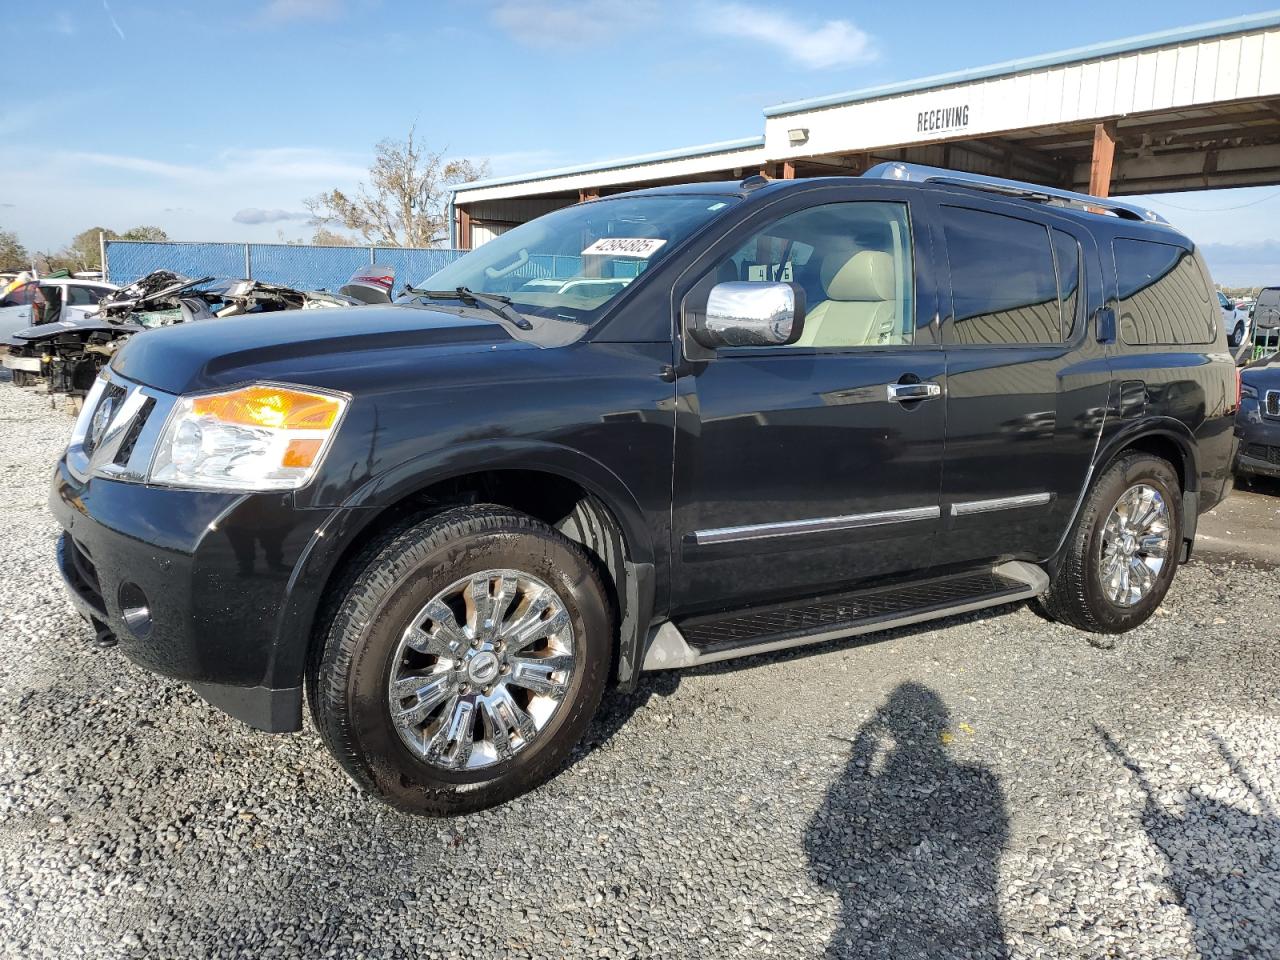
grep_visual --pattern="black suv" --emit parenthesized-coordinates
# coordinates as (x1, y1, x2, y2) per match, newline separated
(50, 164, 1236, 815)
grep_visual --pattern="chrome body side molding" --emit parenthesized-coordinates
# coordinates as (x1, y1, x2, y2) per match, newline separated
(950, 492, 1053, 516)
(691, 505, 940, 546)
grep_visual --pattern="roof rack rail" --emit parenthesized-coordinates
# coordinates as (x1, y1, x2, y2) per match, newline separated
(862, 162, 1170, 225)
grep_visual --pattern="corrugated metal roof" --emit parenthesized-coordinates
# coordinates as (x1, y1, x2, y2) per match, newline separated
(763, 10, 1280, 117)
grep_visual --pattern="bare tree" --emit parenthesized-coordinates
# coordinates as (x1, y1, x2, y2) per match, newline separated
(305, 127, 489, 247)
(310, 226, 358, 246)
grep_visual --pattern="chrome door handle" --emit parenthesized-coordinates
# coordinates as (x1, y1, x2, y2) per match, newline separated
(887, 381, 941, 402)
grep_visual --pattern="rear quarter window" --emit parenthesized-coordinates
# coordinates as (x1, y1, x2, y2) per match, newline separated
(1113, 238, 1215, 346)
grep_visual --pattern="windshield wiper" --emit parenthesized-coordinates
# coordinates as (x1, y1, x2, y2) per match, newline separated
(403, 285, 533, 331)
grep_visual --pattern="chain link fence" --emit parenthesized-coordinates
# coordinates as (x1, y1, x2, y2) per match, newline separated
(104, 240, 468, 292)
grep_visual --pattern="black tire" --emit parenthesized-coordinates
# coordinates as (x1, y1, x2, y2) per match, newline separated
(307, 504, 613, 816)
(1038, 453, 1182, 634)
(1231, 322, 1245, 347)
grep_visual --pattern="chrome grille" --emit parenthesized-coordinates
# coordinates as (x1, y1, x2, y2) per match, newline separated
(66, 371, 175, 483)
(1266, 390, 1279, 418)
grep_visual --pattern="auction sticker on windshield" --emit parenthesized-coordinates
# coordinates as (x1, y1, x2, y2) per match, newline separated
(581, 238, 667, 258)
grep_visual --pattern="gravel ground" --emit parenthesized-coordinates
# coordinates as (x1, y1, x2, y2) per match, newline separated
(1, 377, 1278, 960)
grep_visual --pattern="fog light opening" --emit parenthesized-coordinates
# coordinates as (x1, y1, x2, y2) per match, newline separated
(117, 582, 153, 639)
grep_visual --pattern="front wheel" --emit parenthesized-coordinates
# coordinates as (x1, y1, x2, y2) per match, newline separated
(1231, 321, 1246, 347)
(308, 505, 613, 816)
(1039, 453, 1182, 634)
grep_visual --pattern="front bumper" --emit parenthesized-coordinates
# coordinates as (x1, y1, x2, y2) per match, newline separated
(49, 460, 333, 731)
(3, 353, 40, 372)
(1234, 396, 1280, 478)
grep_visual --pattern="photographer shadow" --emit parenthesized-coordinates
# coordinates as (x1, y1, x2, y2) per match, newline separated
(806, 682, 1010, 959)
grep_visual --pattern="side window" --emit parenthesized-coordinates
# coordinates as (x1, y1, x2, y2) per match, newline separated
(1113, 239, 1214, 345)
(942, 206, 1061, 345)
(713, 201, 914, 348)
(66, 285, 103, 306)
(1052, 229, 1082, 340)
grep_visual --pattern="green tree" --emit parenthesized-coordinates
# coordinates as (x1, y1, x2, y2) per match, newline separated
(0, 229, 28, 269)
(120, 225, 169, 242)
(305, 127, 489, 247)
(64, 227, 117, 271)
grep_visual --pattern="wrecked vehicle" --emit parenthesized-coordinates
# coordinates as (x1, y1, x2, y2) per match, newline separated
(6, 268, 395, 396)
(301, 264, 396, 309)
(5, 271, 214, 395)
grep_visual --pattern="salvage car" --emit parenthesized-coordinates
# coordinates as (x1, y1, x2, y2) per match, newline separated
(1235, 354, 1280, 479)
(0, 276, 117, 339)
(50, 165, 1236, 815)
(7, 269, 393, 395)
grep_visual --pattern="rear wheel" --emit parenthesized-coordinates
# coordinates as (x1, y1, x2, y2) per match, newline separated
(308, 505, 613, 816)
(1039, 453, 1182, 633)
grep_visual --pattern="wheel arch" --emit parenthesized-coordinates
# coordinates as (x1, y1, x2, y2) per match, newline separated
(1047, 418, 1200, 575)
(275, 441, 658, 701)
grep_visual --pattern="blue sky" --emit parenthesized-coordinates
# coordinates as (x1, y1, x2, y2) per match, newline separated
(3, 1, 1280, 284)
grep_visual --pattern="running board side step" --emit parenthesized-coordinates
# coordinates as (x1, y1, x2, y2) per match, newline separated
(642, 561, 1048, 671)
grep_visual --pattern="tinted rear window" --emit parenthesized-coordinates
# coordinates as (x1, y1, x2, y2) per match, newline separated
(1113, 239, 1214, 345)
(941, 207, 1062, 345)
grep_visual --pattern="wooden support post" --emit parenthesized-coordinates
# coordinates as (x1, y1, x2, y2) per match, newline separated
(578, 188, 600, 203)
(1088, 121, 1117, 198)
(457, 207, 472, 250)
(781, 160, 796, 179)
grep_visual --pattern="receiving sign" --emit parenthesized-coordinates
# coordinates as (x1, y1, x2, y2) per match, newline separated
(581, 237, 667, 258)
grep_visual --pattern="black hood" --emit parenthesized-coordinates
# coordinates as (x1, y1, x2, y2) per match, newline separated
(110, 303, 584, 395)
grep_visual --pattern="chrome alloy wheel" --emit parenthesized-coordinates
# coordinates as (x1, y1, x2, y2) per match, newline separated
(387, 569, 575, 771)
(1098, 483, 1171, 607)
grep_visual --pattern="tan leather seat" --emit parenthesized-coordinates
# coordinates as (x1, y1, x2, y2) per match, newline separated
(796, 249, 897, 347)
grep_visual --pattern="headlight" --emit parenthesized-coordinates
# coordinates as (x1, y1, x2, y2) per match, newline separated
(148, 383, 348, 491)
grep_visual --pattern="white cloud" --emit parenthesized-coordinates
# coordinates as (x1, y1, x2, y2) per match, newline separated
(0, 145, 370, 249)
(699, 3, 877, 69)
(64, 147, 368, 187)
(102, 0, 125, 40)
(259, 0, 343, 22)
(232, 208, 310, 224)
(489, 0, 659, 48)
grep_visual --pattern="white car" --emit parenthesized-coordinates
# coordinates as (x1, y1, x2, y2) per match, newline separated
(1, 279, 118, 381)
(1216, 290, 1251, 347)
(0, 278, 117, 336)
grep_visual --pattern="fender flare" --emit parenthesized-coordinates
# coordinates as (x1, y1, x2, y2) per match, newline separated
(1092, 417, 1199, 493)
(341, 438, 655, 566)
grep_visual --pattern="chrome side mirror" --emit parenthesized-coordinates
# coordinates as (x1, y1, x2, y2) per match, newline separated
(691, 281, 805, 349)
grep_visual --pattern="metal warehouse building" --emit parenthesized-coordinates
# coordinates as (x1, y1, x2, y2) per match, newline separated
(451, 10, 1280, 248)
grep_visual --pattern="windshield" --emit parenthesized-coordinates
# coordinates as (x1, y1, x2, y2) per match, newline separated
(405, 194, 738, 323)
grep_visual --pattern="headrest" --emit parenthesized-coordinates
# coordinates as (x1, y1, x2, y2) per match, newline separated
(821, 250, 895, 302)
